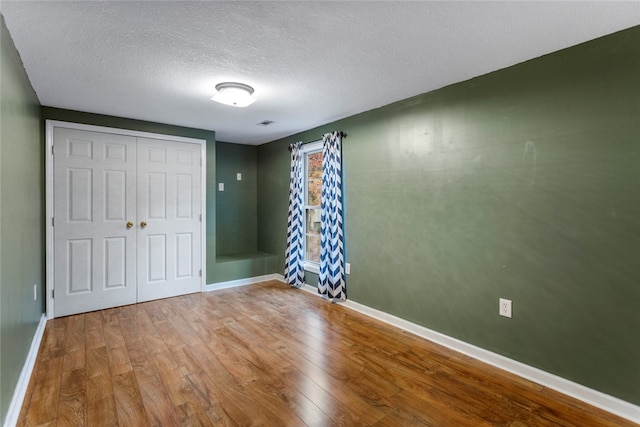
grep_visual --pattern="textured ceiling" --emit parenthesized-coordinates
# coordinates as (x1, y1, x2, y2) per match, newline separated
(2, 1, 639, 145)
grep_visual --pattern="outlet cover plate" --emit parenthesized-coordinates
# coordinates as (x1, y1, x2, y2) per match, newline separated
(499, 298, 512, 318)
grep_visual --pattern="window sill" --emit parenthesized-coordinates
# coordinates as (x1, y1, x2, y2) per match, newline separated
(303, 262, 319, 275)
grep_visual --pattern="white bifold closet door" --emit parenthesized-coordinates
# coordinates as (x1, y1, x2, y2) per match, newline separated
(53, 127, 202, 317)
(136, 137, 202, 302)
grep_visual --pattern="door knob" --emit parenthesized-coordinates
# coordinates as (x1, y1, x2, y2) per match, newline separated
(140, 221, 147, 228)
(126, 221, 134, 229)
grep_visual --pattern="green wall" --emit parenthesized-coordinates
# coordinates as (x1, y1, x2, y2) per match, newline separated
(212, 141, 278, 283)
(257, 27, 640, 405)
(216, 141, 258, 256)
(0, 16, 44, 423)
(41, 107, 219, 284)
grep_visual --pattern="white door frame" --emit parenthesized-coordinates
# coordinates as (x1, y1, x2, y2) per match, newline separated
(45, 120, 207, 319)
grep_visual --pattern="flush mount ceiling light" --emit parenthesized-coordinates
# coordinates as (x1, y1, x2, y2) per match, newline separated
(211, 82, 256, 107)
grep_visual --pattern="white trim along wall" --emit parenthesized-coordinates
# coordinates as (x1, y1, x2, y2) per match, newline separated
(8, 274, 638, 425)
(212, 274, 640, 424)
(3, 315, 47, 427)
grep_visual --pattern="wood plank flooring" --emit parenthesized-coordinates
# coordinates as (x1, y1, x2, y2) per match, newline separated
(18, 280, 637, 426)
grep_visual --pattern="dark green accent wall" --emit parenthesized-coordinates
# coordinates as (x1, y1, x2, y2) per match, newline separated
(212, 141, 278, 283)
(257, 27, 640, 405)
(41, 107, 219, 284)
(216, 142, 258, 256)
(0, 15, 44, 423)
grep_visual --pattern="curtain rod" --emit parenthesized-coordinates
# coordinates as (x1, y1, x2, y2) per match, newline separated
(287, 131, 347, 151)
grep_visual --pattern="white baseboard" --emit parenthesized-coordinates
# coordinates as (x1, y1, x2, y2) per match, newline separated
(295, 280, 639, 423)
(3, 314, 47, 427)
(210, 275, 640, 423)
(301, 283, 317, 294)
(205, 274, 283, 292)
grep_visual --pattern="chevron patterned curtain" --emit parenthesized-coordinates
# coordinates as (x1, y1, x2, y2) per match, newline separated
(318, 132, 346, 300)
(284, 142, 305, 288)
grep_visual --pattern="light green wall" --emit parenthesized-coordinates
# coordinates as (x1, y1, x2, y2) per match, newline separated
(0, 16, 44, 423)
(257, 27, 640, 405)
(216, 141, 258, 256)
(41, 107, 219, 284)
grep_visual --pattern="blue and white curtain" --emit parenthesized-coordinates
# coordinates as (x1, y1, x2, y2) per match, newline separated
(318, 132, 346, 301)
(284, 142, 305, 288)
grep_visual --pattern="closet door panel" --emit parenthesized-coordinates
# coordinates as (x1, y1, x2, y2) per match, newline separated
(53, 128, 137, 317)
(136, 137, 202, 302)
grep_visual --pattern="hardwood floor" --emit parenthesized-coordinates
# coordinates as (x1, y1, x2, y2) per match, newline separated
(18, 280, 637, 426)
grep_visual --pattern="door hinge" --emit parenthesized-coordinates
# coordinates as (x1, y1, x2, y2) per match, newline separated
(51, 145, 54, 156)
(199, 214, 202, 222)
(52, 217, 54, 227)
(52, 289, 55, 299)
(199, 269, 202, 277)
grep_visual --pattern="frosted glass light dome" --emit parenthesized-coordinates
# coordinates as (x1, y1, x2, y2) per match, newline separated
(211, 82, 255, 107)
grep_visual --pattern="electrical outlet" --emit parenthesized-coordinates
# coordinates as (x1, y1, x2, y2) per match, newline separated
(499, 298, 512, 318)
(237, 173, 242, 181)
(34, 284, 37, 301)
(345, 263, 351, 275)
(218, 183, 224, 191)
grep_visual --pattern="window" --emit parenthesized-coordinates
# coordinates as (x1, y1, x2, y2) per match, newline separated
(302, 141, 322, 273)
